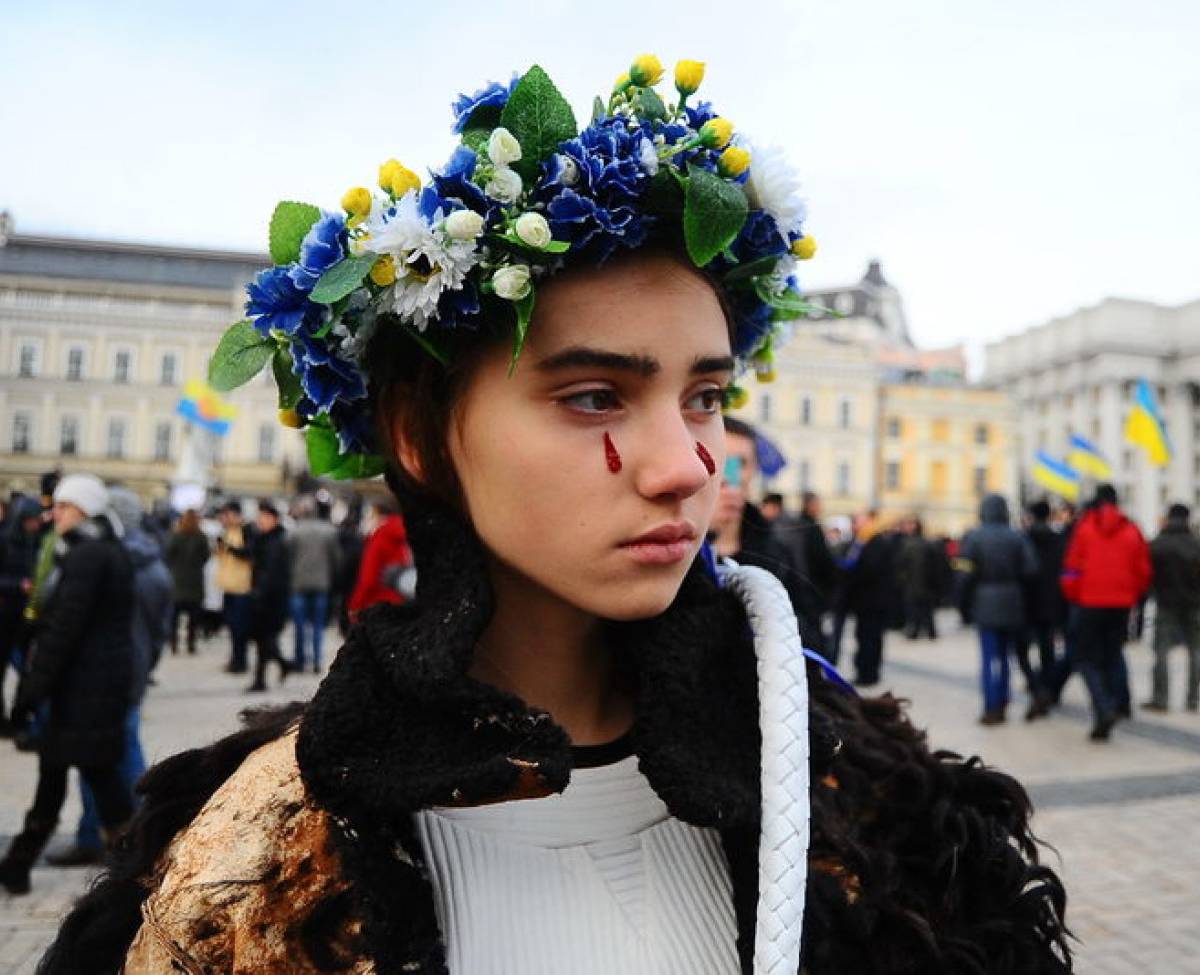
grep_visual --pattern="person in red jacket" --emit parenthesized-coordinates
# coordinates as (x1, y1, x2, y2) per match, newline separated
(347, 498, 413, 621)
(1060, 484, 1152, 740)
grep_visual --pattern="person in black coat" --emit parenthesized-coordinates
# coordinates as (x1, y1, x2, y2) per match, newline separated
(0, 474, 136, 895)
(1014, 500, 1066, 718)
(840, 512, 896, 687)
(770, 491, 836, 653)
(0, 496, 47, 734)
(1145, 503, 1200, 711)
(247, 501, 292, 692)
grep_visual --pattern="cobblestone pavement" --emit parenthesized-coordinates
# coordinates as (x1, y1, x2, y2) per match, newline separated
(3, 616, 1199, 973)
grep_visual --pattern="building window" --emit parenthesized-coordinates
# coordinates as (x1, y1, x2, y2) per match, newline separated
(760, 393, 771, 424)
(974, 423, 990, 445)
(106, 418, 127, 459)
(800, 396, 812, 426)
(66, 346, 85, 381)
(18, 343, 38, 378)
(258, 424, 276, 463)
(12, 412, 32, 453)
(836, 461, 851, 496)
(798, 459, 811, 491)
(160, 352, 178, 386)
(886, 417, 901, 439)
(114, 350, 132, 384)
(931, 461, 948, 496)
(885, 461, 900, 491)
(838, 398, 852, 430)
(153, 422, 172, 462)
(60, 416, 79, 456)
(973, 466, 988, 496)
(932, 419, 949, 442)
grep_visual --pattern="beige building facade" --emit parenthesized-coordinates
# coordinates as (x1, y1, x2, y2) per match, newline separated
(0, 216, 305, 501)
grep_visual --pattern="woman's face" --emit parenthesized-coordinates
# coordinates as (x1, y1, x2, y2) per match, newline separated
(446, 253, 733, 621)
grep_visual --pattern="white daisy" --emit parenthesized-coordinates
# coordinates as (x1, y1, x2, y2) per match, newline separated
(355, 191, 481, 331)
(742, 140, 808, 240)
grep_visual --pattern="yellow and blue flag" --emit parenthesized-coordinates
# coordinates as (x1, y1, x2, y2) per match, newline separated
(176, 380, 238, 436)
(1067, 434, 1113, 479)
(1032, 451, 1081, 501)
(1124, 379, 1171, 467)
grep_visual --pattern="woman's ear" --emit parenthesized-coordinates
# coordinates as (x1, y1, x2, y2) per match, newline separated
(382, 386, 427, 485)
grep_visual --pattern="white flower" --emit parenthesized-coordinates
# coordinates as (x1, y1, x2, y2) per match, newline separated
(492, 264, 531, 301)
(637, 136, 659, 176)
(445, 209, 485, 240)
(485, 165, 523, 203)
(487, 127, 523, 166)
(742, 140, 808, 239)
(356, 192, 481, 331)
(514, 212, 552, 249)
(556, 154, 579, 186)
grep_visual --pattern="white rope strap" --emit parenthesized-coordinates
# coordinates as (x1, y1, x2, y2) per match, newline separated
(722, 561, 810, 975)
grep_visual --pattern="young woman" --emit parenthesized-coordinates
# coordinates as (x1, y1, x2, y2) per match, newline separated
(42, 58, 1070, 974)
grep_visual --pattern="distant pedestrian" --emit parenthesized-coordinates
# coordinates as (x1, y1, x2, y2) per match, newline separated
(771, 491, 836, 653)
(0, 497, 46, 734)
(164, 509, 209, 656)
(286, 496, 340, 673)
(960, 495, 1039, 725)
(348, 498, 413, 621)
(215, 501, 254, 674)
(840, 511, 895, 687)
(896, 517, 939, 640)
(1061, 484, 1152, 740)
(0, 475, 135, 895)
(246, 501, 291, 692)
(1143, 503, 1200, 712)
(1013, 500, 1067, 719)
(333, 504, 366, 636)
(47, 488, 171, 867)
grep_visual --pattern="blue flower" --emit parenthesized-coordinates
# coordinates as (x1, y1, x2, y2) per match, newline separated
(329, 401, 377, 455)
(536, 117, 654, 262)
(431, 145, 501, 224)
(451, 77, 517, 134)
(729, 292, 776, 358)
(289, 331, 367, 414)
(245, 266, 320, 337)
(731, 210, 787, 264)
(288, 212, 347, 291)
(434, 279, 482, 330)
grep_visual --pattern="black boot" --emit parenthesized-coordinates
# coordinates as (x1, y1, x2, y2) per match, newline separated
(0, 815, 57, 895)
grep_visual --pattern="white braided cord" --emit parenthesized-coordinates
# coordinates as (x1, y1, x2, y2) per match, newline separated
(722, 561, 810, 975)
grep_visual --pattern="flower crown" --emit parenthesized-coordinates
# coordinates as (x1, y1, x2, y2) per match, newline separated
(208, 56, 818, 479)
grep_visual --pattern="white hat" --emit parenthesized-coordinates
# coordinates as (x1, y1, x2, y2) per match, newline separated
(53, 473, 109, 518)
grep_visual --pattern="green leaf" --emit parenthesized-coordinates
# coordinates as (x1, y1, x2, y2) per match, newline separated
(644, 168, 685, 218)
(507, 289, 536, 377)
(305, 424, 385, 480)
(208, 320, 274, 391)
(723, 255, 784, 285)
(682, 166, 748, 266)
(268, 201, 321, 265)
(310, 252, 377, 305)
(633, 87, 669, 122)
(462, 101, 504, 133)
(591, 95, 606, 123)
(461, 124, 492, 154)
(540, 240, 570, 254)
(499, 65, 577, 183)
(752, 279, 825, 319)
(328, 451, 387, 481)
(271, 347, 303, 411)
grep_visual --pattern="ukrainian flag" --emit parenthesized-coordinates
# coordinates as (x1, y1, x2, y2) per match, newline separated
(1067, 434, 1113, 479)
(176, 380, 238, 436)
(1124, 379, 1171, 467)
(1032, 451, 1081, 501)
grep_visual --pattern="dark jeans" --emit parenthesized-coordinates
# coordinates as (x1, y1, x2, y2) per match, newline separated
(853, 613, 885, 684)
(223, 593, 253, 669)
(979, 627, 1014, 713)
(290, 590, 330, 670)
(1014, 622, 1058, 697)
(1150, 605, 1200, 708)
(76, 707, 145, 850)
(172, 600, 202, 653)
(829, 609, 848, 668)
(252, 623, 287, 688)
(904, 597, 937, 639)
(1075, 607, 1131, 723)
(29, 755, 133, 836)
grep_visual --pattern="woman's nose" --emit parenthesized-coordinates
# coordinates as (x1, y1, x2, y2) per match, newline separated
(630, 412, 714, 502)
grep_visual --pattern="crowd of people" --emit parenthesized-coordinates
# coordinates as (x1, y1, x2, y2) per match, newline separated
(0, 471, 413, 894)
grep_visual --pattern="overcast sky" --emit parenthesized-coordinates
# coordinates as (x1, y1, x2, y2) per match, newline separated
(3, 0, 1197, 360)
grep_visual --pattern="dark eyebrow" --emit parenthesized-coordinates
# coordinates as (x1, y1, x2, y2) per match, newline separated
(692, 355, 736, 375)
(535, 346, 659, 377)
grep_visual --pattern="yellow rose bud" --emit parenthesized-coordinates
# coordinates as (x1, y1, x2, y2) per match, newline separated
(717, 145, 751, 178)
(613, 71, 631, 90)
(341, 186, 372, 218)
(378, 159, 421, 198)
(629, 54, 664, 87)
(756, 367, 777, 383)
(791, 235, 818, 260)
(699, 117, 734, 149)
(726, 385, 749, 410)
(277, 408, 303, 429)
(674, 59, 705, 96)
(369, 254, 396, 287)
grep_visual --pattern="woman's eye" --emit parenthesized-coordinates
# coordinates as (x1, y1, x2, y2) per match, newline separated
(685, 387, 726, 414)
(562, 389, 621, 414)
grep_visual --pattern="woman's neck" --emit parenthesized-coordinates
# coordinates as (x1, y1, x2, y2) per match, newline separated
(470, 557, 634, 747)
(712, 518, 742, 558)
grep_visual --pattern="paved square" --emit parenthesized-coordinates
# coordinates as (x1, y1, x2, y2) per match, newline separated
(3, 615, 1198, 973)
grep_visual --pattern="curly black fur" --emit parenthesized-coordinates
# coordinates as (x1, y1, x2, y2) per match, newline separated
(35, 484, 1071, 975)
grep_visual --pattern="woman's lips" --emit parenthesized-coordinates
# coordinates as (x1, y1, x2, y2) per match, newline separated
(620, 538, 694, 565)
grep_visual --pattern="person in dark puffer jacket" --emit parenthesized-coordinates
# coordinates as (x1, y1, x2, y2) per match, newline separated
(0, 474, 136, 895)
(1144, 503, 1200, 712)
